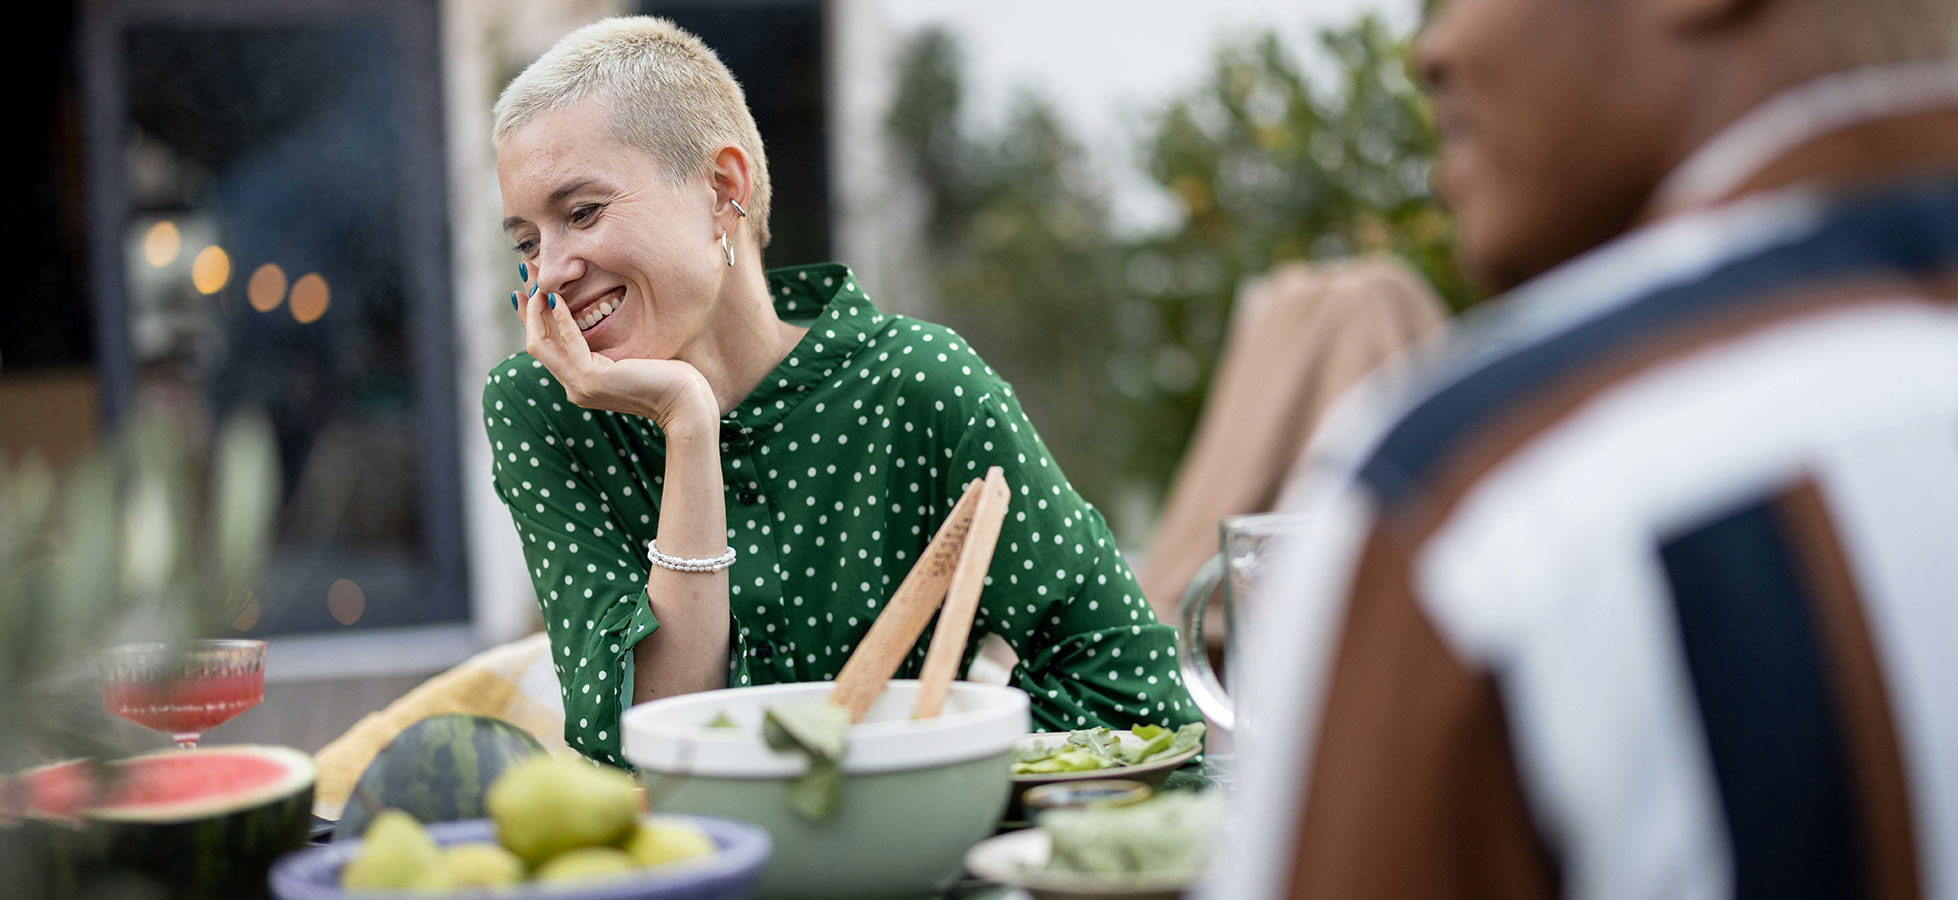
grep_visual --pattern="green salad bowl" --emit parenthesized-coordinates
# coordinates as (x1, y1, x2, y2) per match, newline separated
(621, 680, 1029, 900)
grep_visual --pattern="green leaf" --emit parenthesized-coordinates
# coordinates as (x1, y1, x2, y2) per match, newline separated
(1060, 728, 1114, 764)
(763, 702, 853, 822)
(1041, 792, 1224, 877)
(783, 759, 843, 821)
(1124, 727, 1175, 765)
(119, 471, 177, 601)
(1142, 722, 1207, 764)
(763, 702, 850, 761)
(210, 410, 279, 603)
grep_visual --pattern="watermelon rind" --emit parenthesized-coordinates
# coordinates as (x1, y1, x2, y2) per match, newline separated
(333, 714, 546, 843)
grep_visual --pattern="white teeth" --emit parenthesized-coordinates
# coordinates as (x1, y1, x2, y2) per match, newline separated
(577, 296, 622, 332)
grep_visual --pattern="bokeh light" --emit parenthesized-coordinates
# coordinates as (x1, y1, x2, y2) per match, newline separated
(142, 221, 181, 268)
(247, 263, 288, 312)
(191, 245, 232, 294)
(289, 273, 330, 324)
(327, 578, 365, 625)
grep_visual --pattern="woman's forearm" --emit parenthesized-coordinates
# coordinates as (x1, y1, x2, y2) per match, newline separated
(632, 417, 732, 703)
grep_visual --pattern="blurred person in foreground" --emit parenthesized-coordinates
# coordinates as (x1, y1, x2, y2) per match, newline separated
(1206, 0, 1958, 896)
(484, 17, 1195, 768)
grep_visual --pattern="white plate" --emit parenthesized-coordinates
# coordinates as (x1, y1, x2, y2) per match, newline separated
(963, 829, 1189, 900)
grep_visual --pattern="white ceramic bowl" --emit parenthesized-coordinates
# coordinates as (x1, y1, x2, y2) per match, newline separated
(621, 681, 1029, 900)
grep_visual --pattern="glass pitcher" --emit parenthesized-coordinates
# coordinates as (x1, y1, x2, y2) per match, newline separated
(1176, 513, 1313, 733)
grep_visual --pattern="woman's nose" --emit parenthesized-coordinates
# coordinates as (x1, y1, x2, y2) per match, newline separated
(531, 250, 581, 297)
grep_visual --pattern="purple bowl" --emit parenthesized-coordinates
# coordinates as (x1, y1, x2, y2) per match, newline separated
(269, 816, 771, 900)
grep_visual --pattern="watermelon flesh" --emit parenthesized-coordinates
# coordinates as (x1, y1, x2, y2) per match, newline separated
(5, 745, 316, 900)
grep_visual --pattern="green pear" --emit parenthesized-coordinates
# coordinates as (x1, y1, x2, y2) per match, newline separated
(533, 847, 637, 884)
(624, 819, 717, 868)
(341, 810, 451, 891)
(441, 842, 524, 887)
(486, 756, 640, 866)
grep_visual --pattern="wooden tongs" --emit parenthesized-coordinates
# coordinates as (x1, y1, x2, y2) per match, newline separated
(827, 466, 1010, 721)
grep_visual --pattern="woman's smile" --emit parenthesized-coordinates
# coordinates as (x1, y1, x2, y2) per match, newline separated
(574, 285, 629, 335)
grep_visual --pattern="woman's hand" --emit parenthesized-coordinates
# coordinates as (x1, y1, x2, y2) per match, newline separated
(514, 282, 718, 436)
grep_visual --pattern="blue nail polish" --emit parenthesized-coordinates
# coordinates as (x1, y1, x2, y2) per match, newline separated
(518, 261, 528, 282)
(547, 293, 557, 310)
(529, 281, 539, 297)
(510, 290, 520, 311)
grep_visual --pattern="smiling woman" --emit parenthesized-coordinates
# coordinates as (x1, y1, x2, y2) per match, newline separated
(482, 16, 1199, 767)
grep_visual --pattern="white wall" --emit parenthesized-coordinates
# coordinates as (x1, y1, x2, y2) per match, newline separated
(445, 0, 628, 650)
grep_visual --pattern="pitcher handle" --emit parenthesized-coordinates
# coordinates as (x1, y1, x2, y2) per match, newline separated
(1177, 553, 1234, 731)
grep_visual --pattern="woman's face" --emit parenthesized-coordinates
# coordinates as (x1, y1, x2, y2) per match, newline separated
(497, 97, 728, 362)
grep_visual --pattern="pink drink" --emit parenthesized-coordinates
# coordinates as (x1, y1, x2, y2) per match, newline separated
(98, 640, 267, 748)
(101, 670, 264, 736)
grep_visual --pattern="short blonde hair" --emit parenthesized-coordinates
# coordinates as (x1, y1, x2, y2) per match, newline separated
(493, 16, 772, 248)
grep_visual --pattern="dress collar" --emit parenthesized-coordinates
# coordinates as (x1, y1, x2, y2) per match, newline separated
(716, 262, 890, 437)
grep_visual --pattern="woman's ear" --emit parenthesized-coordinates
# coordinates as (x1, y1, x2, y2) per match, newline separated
(706, 144, 754, 227)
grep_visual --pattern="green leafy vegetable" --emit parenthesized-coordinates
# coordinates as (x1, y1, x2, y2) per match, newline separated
(1041, 791, 1223, 877)
(1009, 723, 1205, 775)
(1123, 726, 1174, 764)
(704, 710, 738, 729)
(762, 702, 852, 821)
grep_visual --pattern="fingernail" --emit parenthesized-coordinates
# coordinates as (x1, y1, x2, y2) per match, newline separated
(529, 281, 539, 297)
(547, 292, 557, 310)
(518, 261, 529, 282)
(510, 290, 520, 311)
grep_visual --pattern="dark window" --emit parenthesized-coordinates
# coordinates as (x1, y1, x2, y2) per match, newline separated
(81, 0, 466, 636)
(640, 0, 832, 268)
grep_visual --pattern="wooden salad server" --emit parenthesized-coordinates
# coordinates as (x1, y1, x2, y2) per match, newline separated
(826, 466, 1010, 722)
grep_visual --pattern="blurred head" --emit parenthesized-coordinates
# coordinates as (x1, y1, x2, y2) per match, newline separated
(493, 17, 771, 360)
(1416, 0, 1958, 291)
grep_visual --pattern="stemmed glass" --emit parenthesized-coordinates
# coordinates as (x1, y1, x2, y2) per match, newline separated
(98, 640, 267, 749)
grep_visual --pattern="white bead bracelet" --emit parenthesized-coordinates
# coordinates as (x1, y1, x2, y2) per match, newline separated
(646, 539, 737, 573)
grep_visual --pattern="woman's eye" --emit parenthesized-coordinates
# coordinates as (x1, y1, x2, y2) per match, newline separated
(512, 239, 537, 256)
(569, 204, 601, 226)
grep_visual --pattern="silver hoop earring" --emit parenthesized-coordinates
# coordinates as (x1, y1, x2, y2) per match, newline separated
(730, 197, 748, 218)
(721, 232, 734, 267)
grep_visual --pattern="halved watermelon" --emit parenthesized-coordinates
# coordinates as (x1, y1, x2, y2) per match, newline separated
(333, 714, 546, 843)
(6, 745, 315, 900)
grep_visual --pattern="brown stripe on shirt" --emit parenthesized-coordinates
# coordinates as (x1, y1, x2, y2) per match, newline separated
(1775, 481, 1923, 900)
(1286, 527, 1559, 900)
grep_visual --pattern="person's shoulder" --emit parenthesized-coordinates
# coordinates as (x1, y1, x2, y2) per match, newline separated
(865, 314, 1019, 412)
(481, 352, 571, 433)
(483, 351, 559, 396)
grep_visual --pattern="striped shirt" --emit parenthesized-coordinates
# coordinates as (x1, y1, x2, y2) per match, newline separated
(1208, 64, 1958, 900)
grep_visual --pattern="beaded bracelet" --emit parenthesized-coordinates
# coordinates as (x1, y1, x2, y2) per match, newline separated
(646, 539, 738, 573)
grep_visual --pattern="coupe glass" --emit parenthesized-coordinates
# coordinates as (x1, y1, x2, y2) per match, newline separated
(98, 639, 267, 749)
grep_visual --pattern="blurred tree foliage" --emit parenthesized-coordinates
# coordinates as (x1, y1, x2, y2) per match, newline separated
(886, 15, 1469, 525)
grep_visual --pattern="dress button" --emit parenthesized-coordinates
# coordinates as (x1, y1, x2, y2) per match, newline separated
(737, 488, 759, 505)
(754, 641, 774, 660)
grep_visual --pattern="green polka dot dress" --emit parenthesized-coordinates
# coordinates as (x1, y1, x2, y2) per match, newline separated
(483, 263, 1200, 766)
